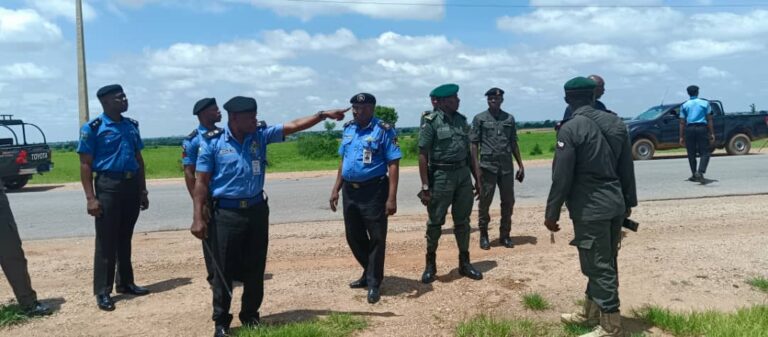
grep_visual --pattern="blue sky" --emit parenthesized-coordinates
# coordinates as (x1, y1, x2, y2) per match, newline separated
(1, 0, 767, 141)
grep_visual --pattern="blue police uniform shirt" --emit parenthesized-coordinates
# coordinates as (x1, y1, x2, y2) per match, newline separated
(181, 124, 210, 167)
(680, 97, 711, 125)
(196, 124, 284, 199)
(338, 117, 402, 182)
(76, 113, 144, 173)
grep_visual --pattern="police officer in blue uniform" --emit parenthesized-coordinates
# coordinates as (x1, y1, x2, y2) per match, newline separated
(182, 97, 222, 286)
(190, 96, 347, 337)
(329, 93, 401, 304)
(77, 84, 150, 312)
(678, 85, 715, 183)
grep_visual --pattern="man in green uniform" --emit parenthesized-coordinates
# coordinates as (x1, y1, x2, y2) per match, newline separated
(418, 83, 483, 284)
(470, 88, 525, 250)
(545, 77, 637, 337)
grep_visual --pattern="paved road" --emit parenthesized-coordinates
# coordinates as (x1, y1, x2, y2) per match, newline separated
(8, 154, 768, 240)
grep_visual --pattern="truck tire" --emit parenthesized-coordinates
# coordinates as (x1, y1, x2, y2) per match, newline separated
(3, 175, 30, 190)
(632, 138, 655, 160)
(726, 133, 751, 155)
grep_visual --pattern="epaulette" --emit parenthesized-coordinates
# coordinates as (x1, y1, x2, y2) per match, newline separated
(185, 129, 199, 140)
(422, 111, 436, 121)
(203, 128, 224, 139)
(125, 117, 139, 127)
(88, 118, 102, 131)
(343, 120, 354, 128)
(258, 120, 267, 129)
(377, 120, 391, 130)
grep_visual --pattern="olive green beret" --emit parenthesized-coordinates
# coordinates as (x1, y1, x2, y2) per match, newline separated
(430, 83, 459, 98)
(564, 77, 596, 92)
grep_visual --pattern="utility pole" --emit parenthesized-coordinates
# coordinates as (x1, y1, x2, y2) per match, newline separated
(76, 0, 89, 125)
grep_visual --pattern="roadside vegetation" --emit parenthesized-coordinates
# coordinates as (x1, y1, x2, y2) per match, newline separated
(234, 313, 366, 337)
(634, 305, 768, 337)
(746, 276, 768, 293)
(521, 292, 551, 311)
(0, 304, 29, 328)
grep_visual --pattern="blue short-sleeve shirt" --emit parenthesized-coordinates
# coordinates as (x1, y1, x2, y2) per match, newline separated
(196, 124, 284, 199)
(680, 97, 712, 125)
(181, 124, 210, 167)
(76, 113, 144, 173)
(338, 117, 402, 182)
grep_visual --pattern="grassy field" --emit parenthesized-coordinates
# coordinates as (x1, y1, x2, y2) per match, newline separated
(234, 313, 366, 337)
(28, 130, 557, 184)
(0, 304, 29, 328)
(634, 305, 768, 337)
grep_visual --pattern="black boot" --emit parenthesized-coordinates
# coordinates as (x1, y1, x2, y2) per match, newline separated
(458, 252, 483, 280)
(479, 229, 490, 250)
(421, 252, 437, 284)
(500, 234, 514, 248)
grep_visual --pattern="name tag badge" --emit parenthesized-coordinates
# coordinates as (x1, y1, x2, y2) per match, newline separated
(363, 149, 372, 164)
(252, 160, 261, 175)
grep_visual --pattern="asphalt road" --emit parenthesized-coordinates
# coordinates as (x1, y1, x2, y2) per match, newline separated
(8, 153, 768, 240)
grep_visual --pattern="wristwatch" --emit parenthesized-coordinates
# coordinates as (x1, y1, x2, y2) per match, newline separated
(421, 184, 429, 191)
(316, 110, 327, 120)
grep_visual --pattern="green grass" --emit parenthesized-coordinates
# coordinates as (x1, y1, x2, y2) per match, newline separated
(522, 293, 551, 311)
(747, 277, 768, 293)
(29, 130, 555, 184)
(455, 315, 646, 337)
(633, 305, 768, 337)
(234, 313, 366, 337)
(0, 304, 29, 327)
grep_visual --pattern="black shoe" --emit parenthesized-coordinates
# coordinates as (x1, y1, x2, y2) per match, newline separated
(479, 230, 490, 250)
(458, 252, 483, 280)
(367, 287, 381, 304)
(421, 252, 437, 284)
(500, 236, 514, 248)
(349, 277, 367, 289)
(687, 175, 697, 182)
(96, 294, 115, 311)
(24, 301, 52, 316)
(213, 326, 230, 337)
(116, 284, 150, 296)
(694, 172, 704, 183)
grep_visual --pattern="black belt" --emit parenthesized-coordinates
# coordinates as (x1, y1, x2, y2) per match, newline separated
(687, 123, 707, 127)
(97, 171, 137, 179)
(430, 161, 466, 171)
(214, 192, 266, 209)
(344, 176, 386, 189)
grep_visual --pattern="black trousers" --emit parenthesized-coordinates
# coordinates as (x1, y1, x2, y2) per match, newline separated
(210, 201, 269, 328)
(0, 185, 38, 307)
(93, 174, 140, 295)
(342, 177, 388, 288)
(685, 124, 711, 175)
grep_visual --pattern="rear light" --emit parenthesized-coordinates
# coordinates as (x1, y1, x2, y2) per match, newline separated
(15, 149, 28, 165)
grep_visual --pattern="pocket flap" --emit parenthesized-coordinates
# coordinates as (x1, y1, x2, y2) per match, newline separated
(569, 238, 594, 250)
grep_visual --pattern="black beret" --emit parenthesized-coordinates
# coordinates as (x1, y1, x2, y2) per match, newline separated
(223, 96, 257, 113)
(350, 93, 376, 105)
(485, 87, 504, 96)
(96, 84, 123, 98)
(193, 97, 217, 115)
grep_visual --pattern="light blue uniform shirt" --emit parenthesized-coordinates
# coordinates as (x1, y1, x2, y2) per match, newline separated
(196, 124, 284, 199)
(77, 113, 144, 173)
(338, 117, 402, 182)
(181, 124, 210, 167)
(680, 97, 712, 125)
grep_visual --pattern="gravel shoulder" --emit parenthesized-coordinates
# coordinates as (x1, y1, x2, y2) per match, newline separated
(2, 194, 767, 336)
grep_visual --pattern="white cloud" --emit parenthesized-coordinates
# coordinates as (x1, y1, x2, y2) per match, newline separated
(665, 39, 763, 59)
(26, 0, 97, 21)
(547, 43, 630, 63)
(1, 62, 58, 80)
(230, 0, 445, 21)
(0, 7, 62, 44)
(529, 0, 662, 5)
(350, 32, 458, 61)
(358, 80, 397, 92)
(613, 62, 669, 76)
(689, 10, 768, 39)
(698, 66, 728, 79)
(262, 29, 358, 51)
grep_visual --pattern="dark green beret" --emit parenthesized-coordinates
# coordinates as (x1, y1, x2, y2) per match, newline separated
(96, 84, 123, 98)
(193, 97, 217, 115)
(430, 83, 459, 98)
(485, 87, 504, 96)
(564, 77, 597, 92)
(350, 93, 376, 105)
(223, 96, 257, 113)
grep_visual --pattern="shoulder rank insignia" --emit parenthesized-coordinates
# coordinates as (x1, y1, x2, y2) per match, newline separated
(422, 111, 435, 121)
(125, 117, 139, 127)
(203, 128, 224, 139)
(343, 120, 354, 128)
(257, 120, 267, 129)
(88, 118, 102, 131)
(185, 129, 199, 140)
(377, 120, 391, 130)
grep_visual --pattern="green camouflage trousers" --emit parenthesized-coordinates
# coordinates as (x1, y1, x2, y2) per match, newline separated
(571, 216, 623, 313)
(426, 166, 473, 253)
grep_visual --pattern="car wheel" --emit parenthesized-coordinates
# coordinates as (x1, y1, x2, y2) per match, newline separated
(632, 138, 655, 160)
(3, 175, 30, 190)
(726, 133, 751, 155)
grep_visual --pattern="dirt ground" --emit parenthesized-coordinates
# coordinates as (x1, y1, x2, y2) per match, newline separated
(2, 194, 767, 337)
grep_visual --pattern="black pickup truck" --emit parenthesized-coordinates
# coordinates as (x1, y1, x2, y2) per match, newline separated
(0, 115, 53, 189)
(625, 100, 768, 160)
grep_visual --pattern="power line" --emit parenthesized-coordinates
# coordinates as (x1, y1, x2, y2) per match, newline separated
(281, 0, 768, 8)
